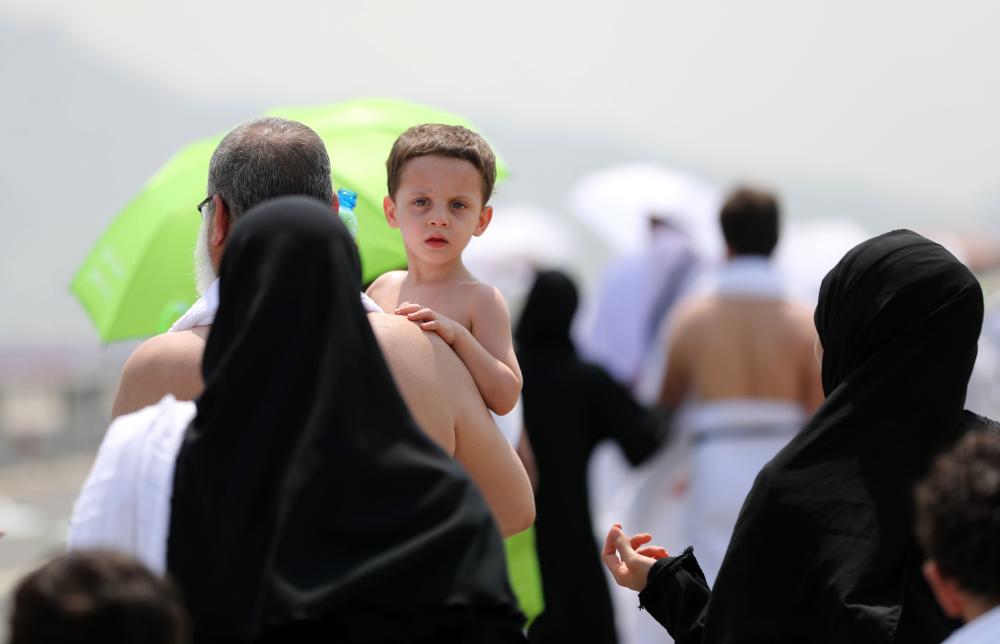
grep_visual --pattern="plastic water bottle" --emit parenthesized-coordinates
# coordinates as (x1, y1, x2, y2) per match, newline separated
(337, 188, 359, 238)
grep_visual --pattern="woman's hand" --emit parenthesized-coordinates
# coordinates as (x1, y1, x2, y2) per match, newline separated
(602, 523, 668, 592)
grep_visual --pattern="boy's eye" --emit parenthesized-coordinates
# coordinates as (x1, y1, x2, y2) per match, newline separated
(450, 201, 467, 210)
(413, 198, 429, 207)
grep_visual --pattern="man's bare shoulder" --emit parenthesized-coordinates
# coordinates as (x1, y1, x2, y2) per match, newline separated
(129, 329, 207, 369)
(368, 314, 474, 393)
(111, 328, 208, 419)
(367, 313, 466, 451)
(670, 295, 720, 330)
(368, 312, 436, 355)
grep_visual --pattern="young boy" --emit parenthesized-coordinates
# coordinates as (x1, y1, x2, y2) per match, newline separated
(367, 124, 521, 416)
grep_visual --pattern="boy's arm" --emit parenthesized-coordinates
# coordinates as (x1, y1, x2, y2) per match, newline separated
(397, 286, 522, 415)
(458, 286, 522, 415)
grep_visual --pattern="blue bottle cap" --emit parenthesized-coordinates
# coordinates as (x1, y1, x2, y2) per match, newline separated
(337, 188, 358, 211)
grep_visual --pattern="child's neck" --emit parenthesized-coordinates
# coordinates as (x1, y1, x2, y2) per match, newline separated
(405, 255, 471, 285)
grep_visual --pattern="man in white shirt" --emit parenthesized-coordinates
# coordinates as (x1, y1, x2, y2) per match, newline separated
(917, 431, 1000, 644)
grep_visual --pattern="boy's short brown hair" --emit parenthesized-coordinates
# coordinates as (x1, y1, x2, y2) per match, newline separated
(386, 124, 497, 203)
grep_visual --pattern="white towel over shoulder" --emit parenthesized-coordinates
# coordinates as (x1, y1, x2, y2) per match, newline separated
(67, 396, 195, 574)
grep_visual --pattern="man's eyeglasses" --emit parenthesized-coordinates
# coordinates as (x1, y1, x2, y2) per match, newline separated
(196, 196, 213, 218)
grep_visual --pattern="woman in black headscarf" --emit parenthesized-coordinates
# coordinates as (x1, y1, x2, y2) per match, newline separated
(167, 196, 525, 643)
(516, 270, 664, 644)
(603, 230, 997, 643)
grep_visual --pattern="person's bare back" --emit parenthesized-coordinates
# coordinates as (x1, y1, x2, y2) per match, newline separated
(660, 295, 823, 411)
(368, 312, 534, 535)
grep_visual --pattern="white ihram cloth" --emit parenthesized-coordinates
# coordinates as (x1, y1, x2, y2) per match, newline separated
(67, 395, 193, 575)
(168, 278, 383, 332)
(681, 400, 806, 586)
(942, 606, 1000, 644)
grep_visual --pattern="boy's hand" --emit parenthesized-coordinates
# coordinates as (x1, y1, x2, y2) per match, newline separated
(395, 302, 462, 345)
(602, 523, 668, 592)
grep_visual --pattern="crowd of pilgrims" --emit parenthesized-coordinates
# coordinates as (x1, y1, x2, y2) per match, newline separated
(7, 188, 1000, 642)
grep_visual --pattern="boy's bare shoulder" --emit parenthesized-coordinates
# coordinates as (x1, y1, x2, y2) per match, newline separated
(367, 270, 407, 292)
(462, 280, 506, 310)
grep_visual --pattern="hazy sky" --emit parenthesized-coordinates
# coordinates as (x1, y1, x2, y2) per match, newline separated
(1, 0, 999, 348)
(4, 0, 998, 216)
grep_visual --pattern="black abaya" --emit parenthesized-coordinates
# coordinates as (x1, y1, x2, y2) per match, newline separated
(517, 270, 663, 644)
(636, 230, 991, 643)
(166, 197, 524, 643)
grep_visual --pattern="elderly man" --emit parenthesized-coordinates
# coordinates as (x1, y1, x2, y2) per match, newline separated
(112, 116, 350, 418)
(108, 116, 531, 535)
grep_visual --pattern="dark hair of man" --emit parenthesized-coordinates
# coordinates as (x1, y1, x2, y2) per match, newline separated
(386, 123, 497, 203)
(915, 431, 1000, 602)
(719, 186, 780, 257)
(8, 550, 188, 644)
(206, 116, 333, 220)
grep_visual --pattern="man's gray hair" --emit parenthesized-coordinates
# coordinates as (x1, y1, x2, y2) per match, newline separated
(206, 117, 333, 219)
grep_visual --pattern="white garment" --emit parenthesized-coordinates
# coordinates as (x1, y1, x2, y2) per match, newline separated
(942, 606, 1000, 644)
(169, 280, 220, 331)
(491, 397, 523, 447)
(680, 400, 805, 586)
(168, 278, 383, 333)
(67, 396, 194, 574)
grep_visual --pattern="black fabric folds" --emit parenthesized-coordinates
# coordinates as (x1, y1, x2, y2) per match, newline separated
(639, 548, 711, 644)
(516, 270, 663, 644)
(698, 230, 984, 643)
(166, 197, 522, 643)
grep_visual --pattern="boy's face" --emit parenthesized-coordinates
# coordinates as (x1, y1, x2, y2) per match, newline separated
(384, 155, 492, 266)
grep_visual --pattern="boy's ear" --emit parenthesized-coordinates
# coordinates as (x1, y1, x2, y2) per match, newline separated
(383, 195, 399, 229)
(473, 205, 493, 237)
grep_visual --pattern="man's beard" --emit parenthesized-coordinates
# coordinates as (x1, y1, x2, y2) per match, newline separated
(194, 215, 217, 296)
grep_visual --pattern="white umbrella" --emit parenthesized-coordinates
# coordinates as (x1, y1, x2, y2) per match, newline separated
(774, 218, 870, 308)
(566, 163, 723, 261)
(465, 204, 578, 305)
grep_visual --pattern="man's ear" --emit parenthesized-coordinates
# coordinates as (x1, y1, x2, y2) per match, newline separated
(473, 205, 493, 237)
(383, 195, 399, 228)
(210, 195, 231, 247)
(923, 560, 965, 619)
(331, 192, 340, 215)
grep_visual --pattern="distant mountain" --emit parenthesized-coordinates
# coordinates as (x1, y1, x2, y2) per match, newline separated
(0, 21, 259, 349)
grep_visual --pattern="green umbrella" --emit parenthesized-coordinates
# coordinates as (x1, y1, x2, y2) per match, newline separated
(70, 98, 508, 342)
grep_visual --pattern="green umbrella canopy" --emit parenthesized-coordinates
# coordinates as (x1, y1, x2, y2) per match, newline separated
(70, 98, 507, 342)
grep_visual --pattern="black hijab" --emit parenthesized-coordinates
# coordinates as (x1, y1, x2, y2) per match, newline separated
(166, 197, 520, 642)
(514, 269, 578, 354)
(704, 230, 984, 643)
